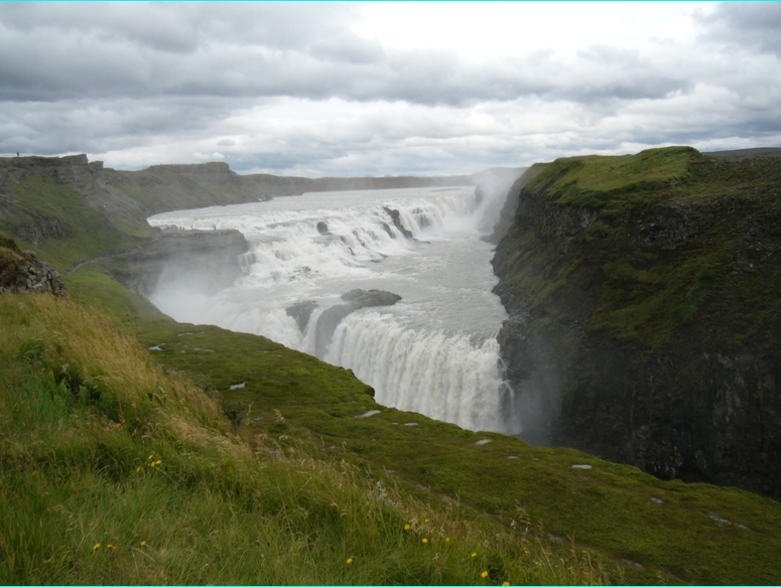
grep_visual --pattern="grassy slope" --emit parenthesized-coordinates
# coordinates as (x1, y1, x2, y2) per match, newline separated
(1, 290, 609, 585)
(1, 150, 781, 583)
(59, 264, 781, 585)
(1, 176, 139, 270)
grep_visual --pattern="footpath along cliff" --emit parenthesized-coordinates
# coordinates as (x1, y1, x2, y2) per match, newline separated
(492, 146, 781, 498)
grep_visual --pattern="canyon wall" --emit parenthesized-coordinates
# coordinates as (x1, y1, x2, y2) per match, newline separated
(492, 147, 781, 497)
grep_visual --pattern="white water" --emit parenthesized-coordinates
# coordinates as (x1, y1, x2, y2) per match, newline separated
(148, 185, 519, 434)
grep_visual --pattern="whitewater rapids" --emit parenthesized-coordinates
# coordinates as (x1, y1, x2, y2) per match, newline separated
(148, 185, 520, 434)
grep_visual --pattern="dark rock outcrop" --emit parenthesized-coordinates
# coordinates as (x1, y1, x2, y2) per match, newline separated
(286, 300, 318, 333)
(0, 236, 67, 296)
(113, 229, 249, 296)
(492, 147, 781, 498)
(382, 207, 414, 239)
(314, 289, 402, 357)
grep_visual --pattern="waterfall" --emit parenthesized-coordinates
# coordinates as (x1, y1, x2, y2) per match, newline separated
(148, 185, 519, 434)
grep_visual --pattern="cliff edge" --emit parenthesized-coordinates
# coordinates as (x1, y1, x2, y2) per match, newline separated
(492, 146, 781, 498)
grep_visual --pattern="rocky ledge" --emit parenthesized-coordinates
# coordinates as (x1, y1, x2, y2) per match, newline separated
(0, 235, 67, 296)
(112, 229, 249, 297)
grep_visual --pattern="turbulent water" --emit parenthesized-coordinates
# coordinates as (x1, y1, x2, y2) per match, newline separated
(148, 185, 520, 434)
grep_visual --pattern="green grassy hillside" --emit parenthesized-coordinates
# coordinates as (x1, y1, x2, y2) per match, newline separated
(1, 290, 609, 585)
(3, 151, 781, 584)
(3, 274, 781, 584)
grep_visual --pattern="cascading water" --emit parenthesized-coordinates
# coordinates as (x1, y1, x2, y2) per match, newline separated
(148, 185, 520, 434)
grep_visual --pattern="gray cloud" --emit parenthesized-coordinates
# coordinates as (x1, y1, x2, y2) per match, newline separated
(697, 3, 781, 55)
(309, 32, 385, 64)
(0, 3, 779, 176)
(0, 4, 693, 107)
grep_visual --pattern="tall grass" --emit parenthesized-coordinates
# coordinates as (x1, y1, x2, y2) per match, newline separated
(0, 293, 607, 585)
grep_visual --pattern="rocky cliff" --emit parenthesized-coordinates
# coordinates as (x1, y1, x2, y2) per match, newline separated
(0, 234, 67, 295)
(111, 229, 250, 297)
(492, 146, 781, 498)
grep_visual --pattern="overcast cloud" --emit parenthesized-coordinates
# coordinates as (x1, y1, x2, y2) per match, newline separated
(1, 2, 779, 176)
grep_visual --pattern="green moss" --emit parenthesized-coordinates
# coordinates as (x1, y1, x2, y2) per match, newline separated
(529, 146, 702, 210)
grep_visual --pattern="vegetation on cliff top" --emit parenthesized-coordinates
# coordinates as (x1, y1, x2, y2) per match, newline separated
(497, 146, 781, 348)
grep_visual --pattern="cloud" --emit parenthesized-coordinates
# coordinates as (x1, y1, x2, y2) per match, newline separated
(0, 3, 779, 177)
(309, 32, 385, 64)
(696, 3, 781, 56)
(0, 4, 694, 107)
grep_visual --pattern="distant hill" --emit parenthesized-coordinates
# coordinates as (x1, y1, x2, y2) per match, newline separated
(703, 147, 781, 158)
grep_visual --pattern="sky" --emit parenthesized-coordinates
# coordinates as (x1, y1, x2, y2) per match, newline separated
(1, 2, 780, 177)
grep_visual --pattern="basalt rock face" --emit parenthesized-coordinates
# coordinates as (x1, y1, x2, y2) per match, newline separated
(492, 147, 781, 498)
(113, 229, 249, 297)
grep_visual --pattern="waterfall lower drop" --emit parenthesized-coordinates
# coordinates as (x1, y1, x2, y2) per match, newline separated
(326, 312, 506, 432)
(148, 185, 520, 434)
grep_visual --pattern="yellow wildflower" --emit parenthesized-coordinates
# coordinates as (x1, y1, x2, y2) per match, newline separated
(445, 537, 451, 544)
(471, 552, 477, 558)
(502, 582, 510, 586)
(481, 571, 489, 579)
(148, 454, 154, 460)
(135, 466, 141, 472)
(154, 459, 162, 466)
(421, 538, 428, 545)
(93, 543, 101, 551)
(107, 544, 116, 550)
(140, 540, 147, 547)
(346, 558, 354, 565)
(424, 518, 430, 523)
(404, 523, 411, 531)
